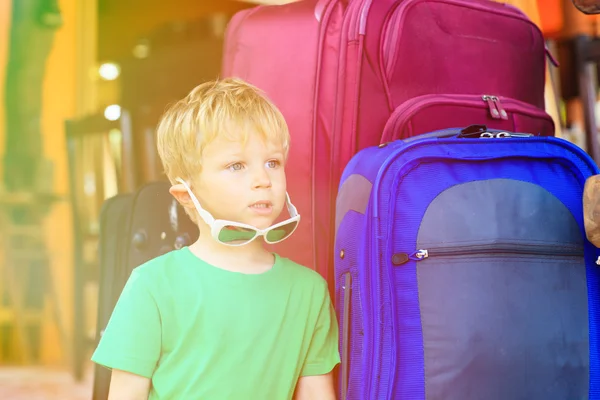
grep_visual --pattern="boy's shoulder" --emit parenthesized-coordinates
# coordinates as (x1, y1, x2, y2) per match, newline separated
(276, 255, 329, 291)
(127, 249, 183, 284)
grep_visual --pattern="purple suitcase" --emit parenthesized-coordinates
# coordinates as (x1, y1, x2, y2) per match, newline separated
(334, 127, 600, 400)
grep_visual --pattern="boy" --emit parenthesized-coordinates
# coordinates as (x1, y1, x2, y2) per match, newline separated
(91, 78, 341, 399)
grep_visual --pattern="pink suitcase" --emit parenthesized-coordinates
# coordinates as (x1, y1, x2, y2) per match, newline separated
(222, 0, 554, 285)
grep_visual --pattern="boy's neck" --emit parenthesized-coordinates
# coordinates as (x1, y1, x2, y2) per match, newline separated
(188, 234, 275, 274)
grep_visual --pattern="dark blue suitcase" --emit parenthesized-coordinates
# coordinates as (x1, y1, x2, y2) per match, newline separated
(334, 127, 600, 400)
(93, 181, 198, 400)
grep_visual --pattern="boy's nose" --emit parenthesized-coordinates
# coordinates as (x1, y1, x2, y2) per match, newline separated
(252, 166, 272, 189)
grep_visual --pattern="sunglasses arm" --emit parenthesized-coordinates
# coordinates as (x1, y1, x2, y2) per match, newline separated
(176, 178, 216, 225)
(285, 192, 299, 217)
(194, 203, 216, 225)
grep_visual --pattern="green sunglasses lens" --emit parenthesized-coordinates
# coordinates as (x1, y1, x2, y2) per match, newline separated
(218, 226, 257, 245)
(265, 221, 298, 243)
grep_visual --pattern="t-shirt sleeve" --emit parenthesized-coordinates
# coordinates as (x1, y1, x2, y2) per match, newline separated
(91, 268, 161, 379)
(300, 279, 341, 377)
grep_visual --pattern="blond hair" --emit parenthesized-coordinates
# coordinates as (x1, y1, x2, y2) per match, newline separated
(156, 77, 290, 183)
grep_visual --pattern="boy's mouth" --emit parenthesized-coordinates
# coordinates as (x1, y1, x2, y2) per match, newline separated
(249, 201, 273, 216)
(250, 200, 273, 209)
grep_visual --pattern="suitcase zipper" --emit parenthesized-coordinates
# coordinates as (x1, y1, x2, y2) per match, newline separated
(381, 0, 546, 79)
(380, 94, 553, 142)
(401, 243, 584, 263)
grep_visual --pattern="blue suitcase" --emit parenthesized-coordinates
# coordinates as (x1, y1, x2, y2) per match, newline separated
(334, 127, 600, 400)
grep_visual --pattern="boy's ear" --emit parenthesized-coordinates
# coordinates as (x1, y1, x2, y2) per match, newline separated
(169, 183, 194, 209)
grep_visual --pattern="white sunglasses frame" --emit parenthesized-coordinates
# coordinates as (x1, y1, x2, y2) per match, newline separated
(176, 178, 301, 246)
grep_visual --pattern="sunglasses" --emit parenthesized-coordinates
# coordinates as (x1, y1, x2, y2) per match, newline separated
(176, 178, 301, 246)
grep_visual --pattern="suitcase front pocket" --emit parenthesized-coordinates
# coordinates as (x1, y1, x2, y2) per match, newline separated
(409, 248, 588, 400)
(380, 94, 555, 142)
(387, 175, 590, 400)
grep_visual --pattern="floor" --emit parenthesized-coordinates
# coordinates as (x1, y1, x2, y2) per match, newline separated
(0, 364, 93, 400)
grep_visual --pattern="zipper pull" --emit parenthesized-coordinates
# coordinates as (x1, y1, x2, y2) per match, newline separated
(409, 249, 429, 261)
(459, 124, 488, 138)
(492, 96, 508, 120)
(392, 249, 429, 266)
(482, 95, 500, 119)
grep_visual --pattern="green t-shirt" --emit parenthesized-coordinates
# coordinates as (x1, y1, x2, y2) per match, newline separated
(91, 247, 340, 399)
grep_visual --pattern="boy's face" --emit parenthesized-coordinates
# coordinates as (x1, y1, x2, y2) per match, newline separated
(191, 132, 287, 230)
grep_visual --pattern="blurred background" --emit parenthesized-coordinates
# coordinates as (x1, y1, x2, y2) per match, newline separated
(0, 0, 599, 398)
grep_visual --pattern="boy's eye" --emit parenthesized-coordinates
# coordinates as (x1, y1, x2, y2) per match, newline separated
(266, 159, 281, 169)
(228, 162, 244, 171)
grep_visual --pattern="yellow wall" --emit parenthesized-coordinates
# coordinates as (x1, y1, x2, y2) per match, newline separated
(0, 0, 9, 165)
(0, 0, 77, 366)
(40, 0, 77, 366)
